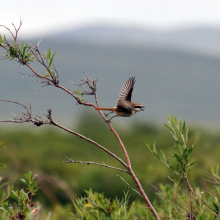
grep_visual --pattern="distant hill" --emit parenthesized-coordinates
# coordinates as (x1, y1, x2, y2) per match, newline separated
(1, 24, 220, 128)
(47, 24, 220, 57)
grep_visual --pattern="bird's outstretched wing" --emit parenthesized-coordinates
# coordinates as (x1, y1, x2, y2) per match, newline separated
(116, 77, 136, 112)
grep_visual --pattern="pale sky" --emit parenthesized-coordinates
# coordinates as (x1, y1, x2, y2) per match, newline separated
(1, 0, 220, 37)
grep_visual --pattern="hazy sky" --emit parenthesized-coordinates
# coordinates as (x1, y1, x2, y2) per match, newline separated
(1, 0, 220, 37)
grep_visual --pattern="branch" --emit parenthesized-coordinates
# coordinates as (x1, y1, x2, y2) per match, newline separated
(184, 174, 219, 216)
(47, 109, 128, 169)
(95, 109, 160, 219)
(0, 101, 128, 169)
(192, 190, 219, 215)
(184, 175, 194, 218)
(0, 100, 50, 127)
(116, 174, 143, 197)
(65, 156, 129, 174)
(0, 22, 160, 219)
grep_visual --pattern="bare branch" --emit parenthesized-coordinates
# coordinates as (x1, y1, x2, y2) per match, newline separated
(0, 25, 15, 38)
(116, 174, 143, 197)
(0, 101, 128, 169)
(69, 71, 97, 96)
(0, 100, 50, 127)
(46, 109, 128, 169)
(65, 156, 129, 174)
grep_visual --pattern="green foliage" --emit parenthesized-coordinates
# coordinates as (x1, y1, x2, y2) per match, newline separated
(76, 88, 85, 103)
(20, 171, 40, 197)
(1, 114, 220, 219)
(0, 35, 8, 47)
(1, 113, 220, 206)
(0, 141, 12, 208)
(71, 189, 149, 219)
(147, 115, 220, 219)
(0, 35, 58, 84)
(0, 140, 7, 170)
(155, 182, 220, 219)
(0, 35, 34, 64)
(42, 48, 57, 81)
(148, 115, 195, 178)
(0, 171, 40, 220)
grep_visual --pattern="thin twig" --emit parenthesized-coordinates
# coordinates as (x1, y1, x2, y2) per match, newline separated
(116, 174, 143, 197)
(185, 175, 194, 219)
(0, 100, 50, 127)
(65, 156, 129, 174)
(192, 189, 219, 215)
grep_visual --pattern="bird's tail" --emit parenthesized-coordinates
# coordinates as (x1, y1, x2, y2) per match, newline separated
(95, 107, 115, 111)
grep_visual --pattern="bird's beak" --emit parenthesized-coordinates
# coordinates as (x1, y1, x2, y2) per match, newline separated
(141, 106, 145, 111)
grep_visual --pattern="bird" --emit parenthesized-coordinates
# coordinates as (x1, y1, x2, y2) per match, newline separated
(95, 77, 145, 122)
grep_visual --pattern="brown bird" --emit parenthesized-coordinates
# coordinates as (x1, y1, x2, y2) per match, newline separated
(95, 77, 145, 122)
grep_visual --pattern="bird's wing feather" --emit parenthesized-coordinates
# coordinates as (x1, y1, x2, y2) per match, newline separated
(116, 100, 133, 114)
(117, 77, 136, 110)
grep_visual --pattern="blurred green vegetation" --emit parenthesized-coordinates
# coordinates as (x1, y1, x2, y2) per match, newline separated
(0, 112, 220, 212)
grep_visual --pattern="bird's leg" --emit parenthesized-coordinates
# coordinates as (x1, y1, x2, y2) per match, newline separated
(104, 111, 113, 117)
(107, 115, 119, 123)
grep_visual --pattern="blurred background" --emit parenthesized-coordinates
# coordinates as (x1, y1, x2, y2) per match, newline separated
(1, 0, 220, 217)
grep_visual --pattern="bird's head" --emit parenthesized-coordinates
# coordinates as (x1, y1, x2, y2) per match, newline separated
(133, 103, 145, 112)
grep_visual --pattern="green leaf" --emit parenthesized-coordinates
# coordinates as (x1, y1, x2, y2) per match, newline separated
(20, 178, 27, 184)
(164, 124, 177, 140)
(169, 164, 174, 171)
(164, 124, 173, 133)
(32, 174, 38, 180)
(160, 150, 166, 160)
(22, 46, 27, 58)
(182, 121, 185, 135)
(185, 129, 189, 142)
(153, 146, 160, 159)
(187, 147, 193, 159)
(47, 48, 51, 60)
(188, 161, 196, 167)
(213, 201, 219, 213)
(4, 35, 7, 43)
(24, 173, 29, 181)
(9, 47, 15, 56)
(173, 116, 177, 125)
(49, 51, 56, 67)
(10, 190, 18, 200)
(172, 153, 183, 165)
(147, 143, 160, 159)
(182, 148, 188, 160)
(1, 201, 8, 211)
(28, 171, 32, 179)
